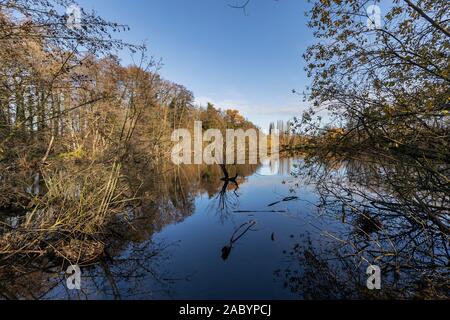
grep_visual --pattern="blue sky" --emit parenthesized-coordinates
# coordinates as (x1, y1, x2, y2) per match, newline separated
(77, 0, 315, 129)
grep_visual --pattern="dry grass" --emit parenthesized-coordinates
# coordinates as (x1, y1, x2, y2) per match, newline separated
(0, 162, 130, 266)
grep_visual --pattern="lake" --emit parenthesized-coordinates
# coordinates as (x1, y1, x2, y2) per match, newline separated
(1, 157, 448, 299)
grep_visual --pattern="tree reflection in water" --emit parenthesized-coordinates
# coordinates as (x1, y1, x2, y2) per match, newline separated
(208, 164, 242, 222)
(1, 153, 447, 299)
(276, 151, 449, 299)
(0, 162, 259, 299)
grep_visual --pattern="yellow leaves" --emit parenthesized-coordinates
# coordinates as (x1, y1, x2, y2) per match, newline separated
(383, 106, 394, 117)
(425, 100, 434, 111)
(57, 147, 86, 160)
(320, 11, 330, 24)
(225, 109, 245, 126)
(441, 69, 449, 79)
(325, 127, 346, 140)
(320, 0, 331, 6)
(359, 54, 368, 64)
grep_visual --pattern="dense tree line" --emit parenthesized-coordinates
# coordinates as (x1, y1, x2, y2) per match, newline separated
(0, 0, 256, 209)
(0, 0, 259, 271)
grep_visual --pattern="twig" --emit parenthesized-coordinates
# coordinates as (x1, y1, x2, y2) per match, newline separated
(234, 210, 287, 213)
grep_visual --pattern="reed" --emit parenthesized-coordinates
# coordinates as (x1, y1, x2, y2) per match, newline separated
(0, 162, 128, 265)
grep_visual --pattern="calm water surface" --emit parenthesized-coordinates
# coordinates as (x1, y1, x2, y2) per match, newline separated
(43, 159, 350, 299)
(35, 157, 448, 299)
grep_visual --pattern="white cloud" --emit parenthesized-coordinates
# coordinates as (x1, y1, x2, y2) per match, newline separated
(195, 96, 306, 116)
